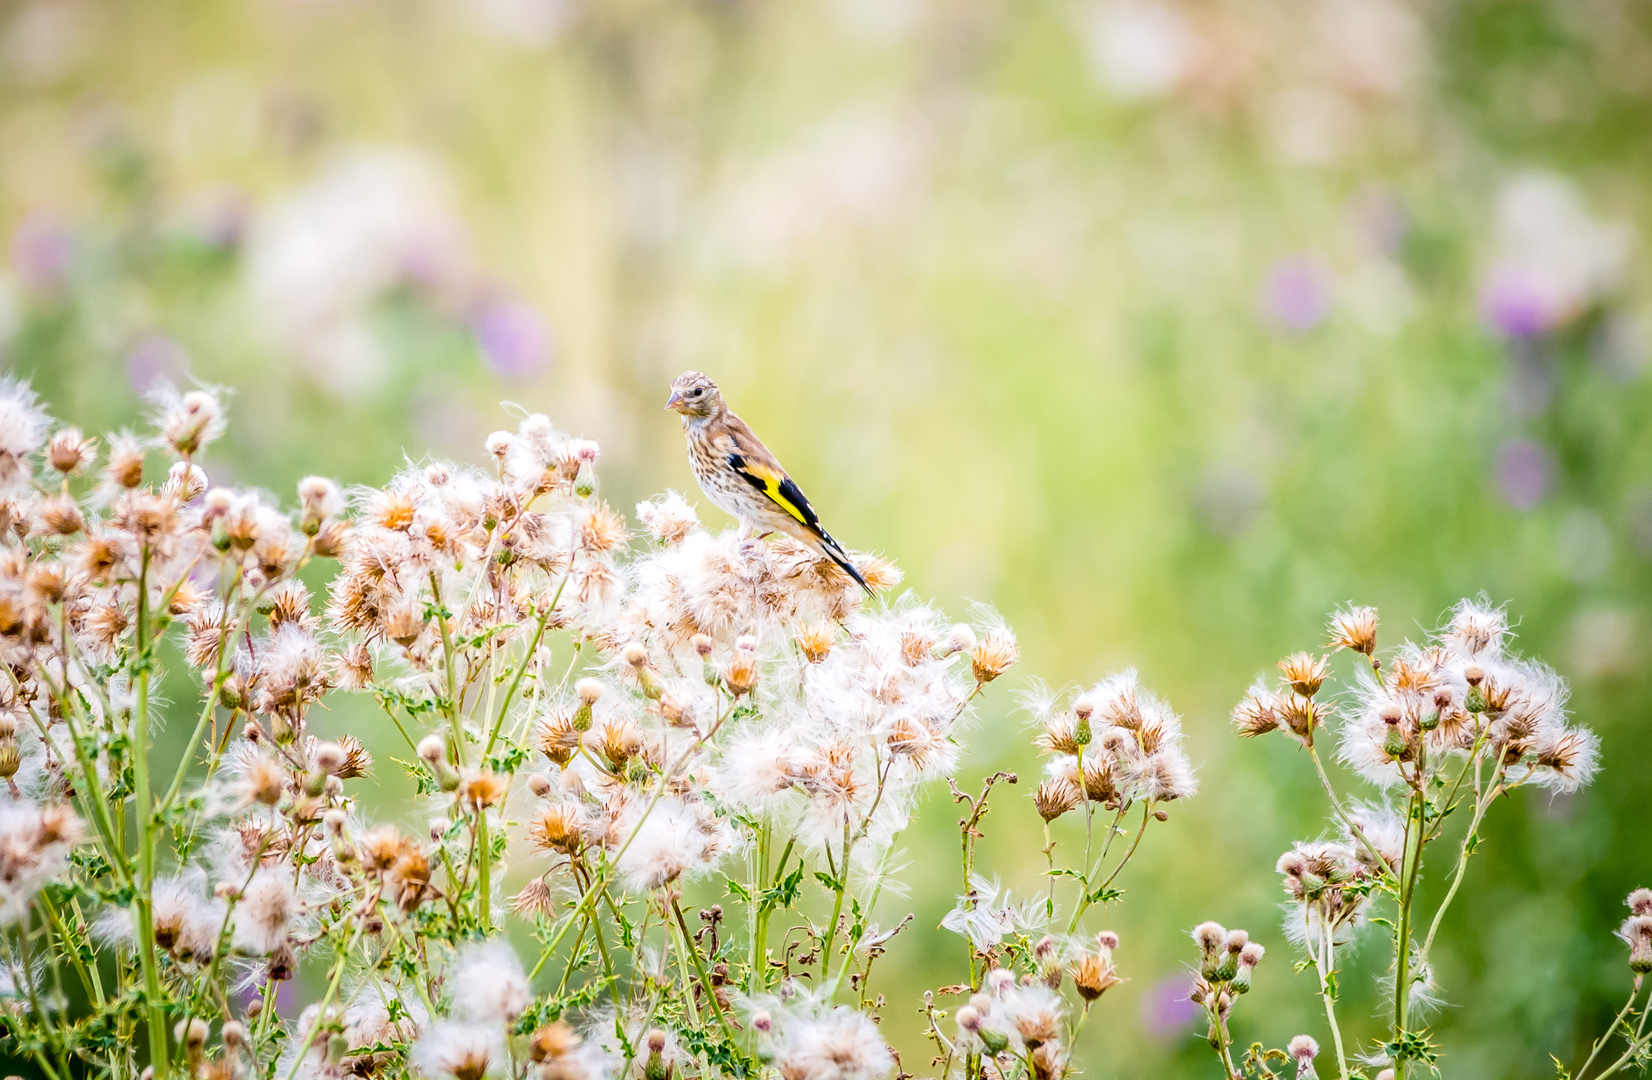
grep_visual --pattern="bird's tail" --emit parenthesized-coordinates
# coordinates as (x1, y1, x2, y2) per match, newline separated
(816, 531, 874, 596)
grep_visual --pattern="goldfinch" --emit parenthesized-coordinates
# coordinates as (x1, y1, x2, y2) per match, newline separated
(665, 371, 872, 594)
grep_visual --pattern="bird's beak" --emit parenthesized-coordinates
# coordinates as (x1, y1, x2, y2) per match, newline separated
(664, 389, 685, 412)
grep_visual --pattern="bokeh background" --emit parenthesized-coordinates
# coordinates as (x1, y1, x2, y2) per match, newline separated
(4, 0, 1652, 1075)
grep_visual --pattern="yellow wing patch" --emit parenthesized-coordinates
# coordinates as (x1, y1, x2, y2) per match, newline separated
(733, 454, 813, 528)
(759, 474, 810, 526)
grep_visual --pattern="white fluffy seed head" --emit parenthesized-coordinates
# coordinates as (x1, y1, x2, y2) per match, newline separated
(1192, 921, 1226, 952)
(230, 869, 295, 955)
(450, 941, 531, 1025)
(312, 742, 347, 774)
(297, 476, 345, 520)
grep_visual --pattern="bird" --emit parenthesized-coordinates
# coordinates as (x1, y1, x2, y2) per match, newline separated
(665, 371, 872, 595)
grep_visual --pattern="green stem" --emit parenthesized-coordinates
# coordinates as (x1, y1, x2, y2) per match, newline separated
(132, 554, 172, 1080)
(431, 573, 465, 765)
(477, 811, 492, 929)
(673, 899, 738, 1045)
(752, 836, 793, 995)
(1307, 744, 1400, 888)
(283, 919, 367, 1080)
(1314, 908, 1350, 1080)
(821, 824, 851, 980)
(1067, 801, 1152, 933)
(484, 586, 559, 757)
(15, 918, 73, 1080)
(1392, 780, 1425, 1080)
(1577, 979, 1643, 1080)
(159, 571, 247, 816)
(587, 903, 624, 1012)
(40, 895, 103, 1005)
(1419, 770, 1504, 966)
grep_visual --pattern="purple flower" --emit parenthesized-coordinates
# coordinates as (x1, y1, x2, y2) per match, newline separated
(1495, 438, 1553, 511)
(10, 213, 73, 293)
(472, 297, 551, 378)
(1480, 265, 1555, 340)
(1139, 973, 1201, 1039)
(1260, 257, 1329, 334)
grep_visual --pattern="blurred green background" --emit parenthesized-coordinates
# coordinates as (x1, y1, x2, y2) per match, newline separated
(4, 0, 1652, 1075)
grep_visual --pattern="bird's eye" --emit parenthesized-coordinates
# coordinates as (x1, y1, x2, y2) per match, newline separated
(691, 388, 703, 397)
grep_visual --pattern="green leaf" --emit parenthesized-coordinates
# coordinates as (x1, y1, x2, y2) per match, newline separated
(1044, 867, 1087, 882)
(762, 864, 805, 910)
(486, 743, 529, 774)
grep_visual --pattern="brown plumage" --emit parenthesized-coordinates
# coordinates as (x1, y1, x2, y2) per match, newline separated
(665, 371, 872, 594)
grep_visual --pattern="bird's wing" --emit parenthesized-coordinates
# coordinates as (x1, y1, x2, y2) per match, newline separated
(712, 417, 826, 539)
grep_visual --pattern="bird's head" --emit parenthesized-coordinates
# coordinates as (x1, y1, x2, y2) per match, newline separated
(665, 371, 722, 419)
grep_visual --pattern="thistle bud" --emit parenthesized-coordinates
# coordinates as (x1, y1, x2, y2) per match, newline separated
(162, 389, 224, 457)
(417, 734, 446, 765)
(1193, 921, 1226, 981)
(529, 1020, 581, 1063)
(527, 772, 553, 797)
(48, 428, 96, 475)
(312, 741, 347, 775)
(978, 1025, 1010, 1056)
(725, 637, 759, 697)
(970, 628, 1019, 684)
(1327, 605, 1378, 655)
(1033, 935, 1061, 988)
(1034, 779, 1080, 822)
(1278, 652, 1329, 698)
(1288, 1034, 1319, 1077)
(1621, 915, 1652, 973)
(643, 1030, 669, 1080)
(574, 679, 603, 731)
(297, 476, 345, 534)
(1382, 713, 1409, 761)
